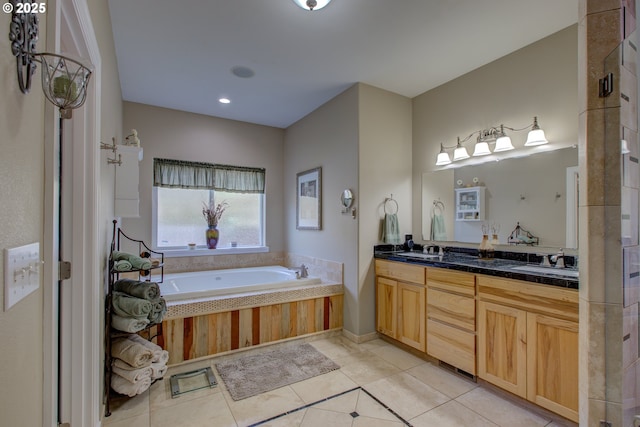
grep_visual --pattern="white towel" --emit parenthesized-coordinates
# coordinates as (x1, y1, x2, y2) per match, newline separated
(150, 361, 168, 380)
(111, 372, 152, 397)
(112, 364, 152, 384)
(111, 336, 154, 368)
(128, 333, 168, 363)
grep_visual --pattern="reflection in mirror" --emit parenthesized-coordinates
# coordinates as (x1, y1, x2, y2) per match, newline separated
(422, 146, 578, 249)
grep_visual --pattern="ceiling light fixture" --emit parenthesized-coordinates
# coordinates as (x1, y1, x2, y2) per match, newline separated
(8, 2, 92, 119)
(292, 0, 332, 11)
(219, 98, 231, 104)
(435, 117, 548, 166)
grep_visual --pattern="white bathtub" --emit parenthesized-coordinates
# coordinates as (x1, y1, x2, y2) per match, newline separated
(159, 265, 321, 302)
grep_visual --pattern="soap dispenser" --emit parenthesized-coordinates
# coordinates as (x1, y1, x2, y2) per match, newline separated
(403, 234, 414, 252)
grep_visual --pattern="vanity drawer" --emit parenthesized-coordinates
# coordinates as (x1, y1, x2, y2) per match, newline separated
(375, 260, 425, 285)
(427, 268, 475, 296)
(427, 319, 476, 375)
(427, 288, 475, 331)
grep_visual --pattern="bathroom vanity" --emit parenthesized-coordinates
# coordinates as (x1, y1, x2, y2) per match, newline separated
(373, 250, 578, 422)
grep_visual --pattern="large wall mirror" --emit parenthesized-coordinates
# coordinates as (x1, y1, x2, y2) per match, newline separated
(422, 146, 578, 249)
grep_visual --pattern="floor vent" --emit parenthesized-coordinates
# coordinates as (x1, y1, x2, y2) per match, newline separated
(169, 367, 217, 398)
(438, 361, 476, 381)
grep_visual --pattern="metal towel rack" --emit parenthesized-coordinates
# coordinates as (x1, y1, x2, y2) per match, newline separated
(384, 194, 398, 214)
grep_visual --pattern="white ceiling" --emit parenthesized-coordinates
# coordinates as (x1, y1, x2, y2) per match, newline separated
(108, 0, 578, 129)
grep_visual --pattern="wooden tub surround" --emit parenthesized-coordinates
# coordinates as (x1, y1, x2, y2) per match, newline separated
(151, 283, 343, 365)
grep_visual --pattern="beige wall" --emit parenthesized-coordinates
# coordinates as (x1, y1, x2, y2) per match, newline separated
(121, 102, 285, 251)
(358, 84, 413, 335)
(285, 85, 360, 332)
(412, 25, 579, 242)
(0, 14, 46, 427)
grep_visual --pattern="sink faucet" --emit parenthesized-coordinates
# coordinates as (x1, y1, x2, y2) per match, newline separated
(290, 264, 309, 279)
(550, 249, 565, 269)
(538, 253, 552, 267)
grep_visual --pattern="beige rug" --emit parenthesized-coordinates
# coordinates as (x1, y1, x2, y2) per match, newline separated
(214, 343, 340, 401)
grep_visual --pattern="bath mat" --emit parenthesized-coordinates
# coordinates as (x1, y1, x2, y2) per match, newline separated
(214, 343, 340, 401)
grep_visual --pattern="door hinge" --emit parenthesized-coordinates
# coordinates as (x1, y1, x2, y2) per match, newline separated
(599, 73, 614, 98)
(59, 261, 71, 281)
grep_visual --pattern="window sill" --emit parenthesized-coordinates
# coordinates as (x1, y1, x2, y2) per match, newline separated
(161, 246, 270, 258)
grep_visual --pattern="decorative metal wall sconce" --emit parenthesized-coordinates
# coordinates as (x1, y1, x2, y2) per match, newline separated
(100, 138, 122, 166)
(9, 0, 93, 119)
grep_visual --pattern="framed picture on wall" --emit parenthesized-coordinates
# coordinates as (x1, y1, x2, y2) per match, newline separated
(296, 167, 322, 230)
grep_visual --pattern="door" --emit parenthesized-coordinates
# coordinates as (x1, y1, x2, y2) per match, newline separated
(376, 277, 397, 337)
(477, 300, 527, 397)
(397, 282, 426, 352)
(526, 312, 579, 422)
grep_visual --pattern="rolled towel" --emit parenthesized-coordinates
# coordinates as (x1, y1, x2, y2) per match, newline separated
(111, 313, 150, 333)
(112, 250, 152, 270)
(128, 333, 167, 363)
(114, 278, 161, 301)
(112, 291, 153, 319)
(148, 298, 167, 324)
(111, 336, 154, 368)
(112, 364, 152, 384)
(150, 361, 168, 380)
(114, 260, 132, 272)
(150, 257, 161, 267)
(111, 372, 152, 397)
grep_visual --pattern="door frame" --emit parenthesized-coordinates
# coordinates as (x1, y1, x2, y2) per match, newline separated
(42, 0, 102, 425)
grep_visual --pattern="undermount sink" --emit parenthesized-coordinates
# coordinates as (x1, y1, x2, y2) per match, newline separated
(396, 252, 441, 260)
(511, 265, 579, 278)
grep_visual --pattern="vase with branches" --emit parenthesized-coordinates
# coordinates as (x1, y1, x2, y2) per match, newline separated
(202, 201, 228, 248)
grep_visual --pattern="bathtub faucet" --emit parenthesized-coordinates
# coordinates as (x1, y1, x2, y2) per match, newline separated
(290, 264, 309, 279)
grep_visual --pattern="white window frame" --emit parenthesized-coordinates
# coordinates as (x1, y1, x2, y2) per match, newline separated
(151, 186, 268, 256)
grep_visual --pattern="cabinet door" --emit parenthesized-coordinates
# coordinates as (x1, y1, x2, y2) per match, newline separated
(397, 282, 426, 352)
(376, 277, 397, 337)
(477, 300, 527, 397)
(526, 313, 578, 422)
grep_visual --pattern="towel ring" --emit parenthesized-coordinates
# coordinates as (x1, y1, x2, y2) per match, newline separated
(432, 200, 444, 215)
(384, 197, 398, 215)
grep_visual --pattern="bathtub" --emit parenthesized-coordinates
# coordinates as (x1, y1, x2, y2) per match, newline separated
(160, 265, 322, 302)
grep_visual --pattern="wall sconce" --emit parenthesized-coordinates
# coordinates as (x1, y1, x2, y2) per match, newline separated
(292, 0, 332, 11)
(9, 1, 93, 119)
(434, 117, 548, 166)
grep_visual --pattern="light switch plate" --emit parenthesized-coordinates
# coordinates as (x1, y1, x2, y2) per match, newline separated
(4, 242, 40, 311)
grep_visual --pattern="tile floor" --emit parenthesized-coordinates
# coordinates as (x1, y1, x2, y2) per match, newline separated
(104, 334, 578, 427)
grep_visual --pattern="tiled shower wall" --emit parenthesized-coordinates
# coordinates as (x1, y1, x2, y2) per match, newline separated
(580, 1, 639, 425)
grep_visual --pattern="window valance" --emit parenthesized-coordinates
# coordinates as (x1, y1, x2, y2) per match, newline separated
(153, 158, 265, 193)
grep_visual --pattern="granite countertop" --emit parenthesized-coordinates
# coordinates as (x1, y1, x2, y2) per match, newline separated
(374, 250, 579, 290)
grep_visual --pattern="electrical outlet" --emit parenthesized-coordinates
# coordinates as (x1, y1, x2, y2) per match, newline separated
(4, 242, 40, 311)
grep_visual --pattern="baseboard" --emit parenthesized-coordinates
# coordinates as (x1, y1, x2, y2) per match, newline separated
(342, 329, 379, 343)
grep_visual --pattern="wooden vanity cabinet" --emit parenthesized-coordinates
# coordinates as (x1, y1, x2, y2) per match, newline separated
(426, 268, 476, 375)
(375, 260, 426, 351)
(477, 275, 579, 422)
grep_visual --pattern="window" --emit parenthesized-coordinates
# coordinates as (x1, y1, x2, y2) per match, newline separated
(152, 158, 266, 250)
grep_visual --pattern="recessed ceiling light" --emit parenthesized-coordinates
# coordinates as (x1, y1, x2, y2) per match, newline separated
(231, 66, 255, 78)
(219, 98, 231, 104)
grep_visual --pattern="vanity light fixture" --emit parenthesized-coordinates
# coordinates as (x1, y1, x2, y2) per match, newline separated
(435, 117, 548, 166)
(292, 0, 332, 11)
(8, 1, 93, 119)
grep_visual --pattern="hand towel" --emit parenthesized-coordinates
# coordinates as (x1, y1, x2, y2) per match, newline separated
(148, 298, 167, 324)
(128, 333, 168, 363)
(150, 361, 168, 380)
(112, 364, 152, 384)
(381, 213, 402, 244)
(114, 278, 161, 301)
(111, 372, 152, 397)
(112, 250, 152, 271)
(111, 313, 150, 333)
(114, 260, 132, 272)
(112, 291, 153, 319)
(111, 336, 154, 368)
(430, 213, 447, 241)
